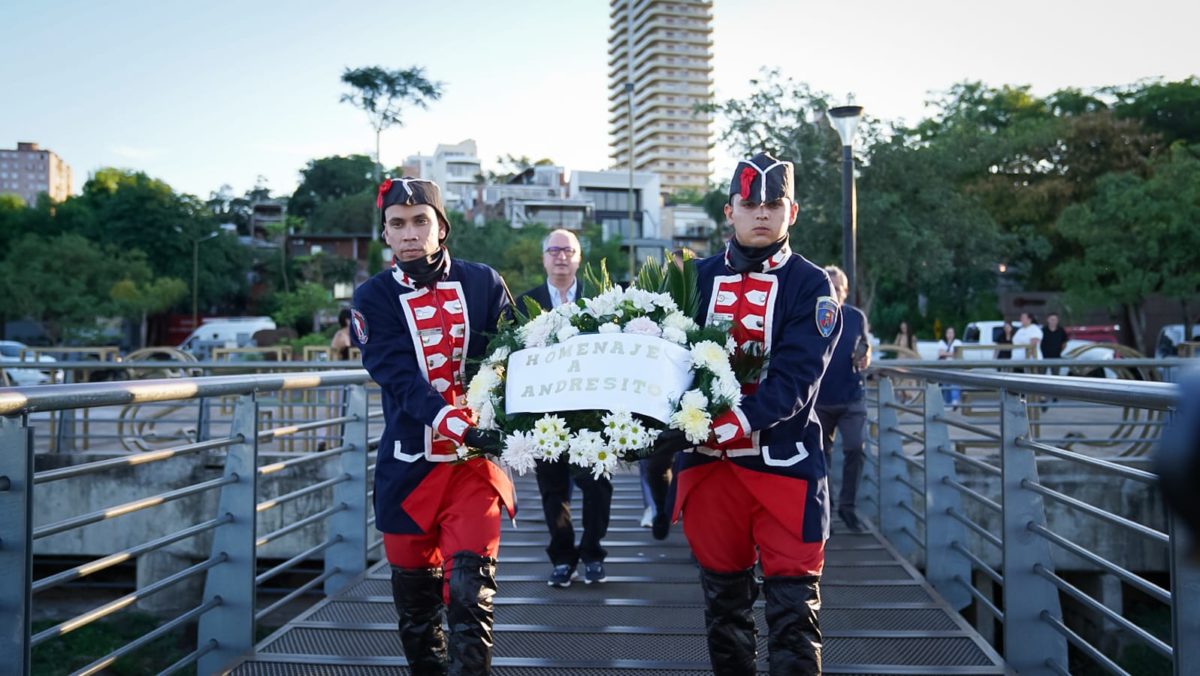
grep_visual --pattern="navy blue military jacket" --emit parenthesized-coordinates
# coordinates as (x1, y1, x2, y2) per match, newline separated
(817, 304, 869, 406)
(351, 258, 511, 534)
(678, 248, 842, 482)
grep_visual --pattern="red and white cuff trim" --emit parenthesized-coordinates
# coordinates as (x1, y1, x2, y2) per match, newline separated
(711, 407, 751, 445)
(434, 406, 472, 445)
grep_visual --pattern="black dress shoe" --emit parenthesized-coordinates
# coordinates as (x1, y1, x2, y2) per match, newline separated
(837, 507, 865, 533)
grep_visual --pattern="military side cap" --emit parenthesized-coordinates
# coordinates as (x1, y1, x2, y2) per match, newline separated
(729, 152, 794, 204)
(377, 177, 451, 236)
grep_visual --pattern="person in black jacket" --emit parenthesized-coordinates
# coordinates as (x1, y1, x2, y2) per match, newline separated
(515, 228, 613, 588)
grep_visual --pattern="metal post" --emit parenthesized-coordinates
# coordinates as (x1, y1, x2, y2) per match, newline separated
(840, 144, 857, 305)
(1168, 511, 1199, 676)
(192, 237, 200, 329)
(198, 394, 259, 675)
(54, 360, 77, 453)
(626, 80, 636, 281)
(999, 389, 1066, 674)
(923, 383, 972, 610)
(877, 378, 918, 559)
(0, 415, 33, 675)
(859, 404, 880, 528)
(325, 385, 369, 594)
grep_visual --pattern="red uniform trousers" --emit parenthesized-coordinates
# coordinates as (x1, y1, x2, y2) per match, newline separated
(680, 460, 825, 577)
(383, 460, 503, 602)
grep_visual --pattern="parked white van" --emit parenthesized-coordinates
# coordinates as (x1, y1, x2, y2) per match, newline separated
(179, 317, 277, 359)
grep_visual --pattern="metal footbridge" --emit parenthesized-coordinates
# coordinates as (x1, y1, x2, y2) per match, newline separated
(1, 358, 1196, 675)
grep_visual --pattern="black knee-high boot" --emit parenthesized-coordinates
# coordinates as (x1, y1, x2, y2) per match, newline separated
(763, 575, 822, 675)
(699, 567, 760, 675)
(390, 566, 448, 676)
(447, 552, 498, 675)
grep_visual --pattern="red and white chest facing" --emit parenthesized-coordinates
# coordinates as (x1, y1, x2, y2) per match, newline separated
(399, 279, 471, 459)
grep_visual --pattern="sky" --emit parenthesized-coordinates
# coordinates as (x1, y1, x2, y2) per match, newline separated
(2, 0, 1197, 199)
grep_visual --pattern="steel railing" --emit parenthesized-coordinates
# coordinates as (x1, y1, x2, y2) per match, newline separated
(0, 370, 383, 675)
(864, 362, 1197, 676)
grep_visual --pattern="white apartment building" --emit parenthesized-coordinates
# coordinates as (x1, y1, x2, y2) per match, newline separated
(608, 0, 714, 195)
(0, 142, 73, 205)
(404, 139, 482, 212)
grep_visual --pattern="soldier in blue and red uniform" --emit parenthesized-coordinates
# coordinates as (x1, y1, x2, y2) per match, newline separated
(656, 152, 841, 674)
(351, 177, 513, 676)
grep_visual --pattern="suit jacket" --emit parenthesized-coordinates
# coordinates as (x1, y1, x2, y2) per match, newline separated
(515, 277, 594, 313)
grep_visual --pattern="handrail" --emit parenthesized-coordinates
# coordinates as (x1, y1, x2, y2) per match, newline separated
(0, 369, 372, 415)
(875, 366, 1178, 410)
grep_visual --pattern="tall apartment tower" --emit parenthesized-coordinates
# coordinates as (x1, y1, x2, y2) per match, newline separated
(0, 142, 73, 205)
(608, 0, 713, 196)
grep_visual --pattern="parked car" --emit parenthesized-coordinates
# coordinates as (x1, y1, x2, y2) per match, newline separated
(0, 340, 60, 386)
(178, 317, 277, 360)
(1156, 324, 1200, 358)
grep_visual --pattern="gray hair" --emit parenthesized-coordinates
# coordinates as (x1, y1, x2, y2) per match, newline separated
(823, 265, 847, 286)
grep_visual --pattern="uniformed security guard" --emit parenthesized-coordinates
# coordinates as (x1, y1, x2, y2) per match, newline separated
(815, 265, 872, 533)
(351, 177, 512, 675)
(655, 152, 841, 674)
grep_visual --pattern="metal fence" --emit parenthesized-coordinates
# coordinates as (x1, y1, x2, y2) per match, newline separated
(0, 369, 384, 675)
(864, 361, 1198, 676)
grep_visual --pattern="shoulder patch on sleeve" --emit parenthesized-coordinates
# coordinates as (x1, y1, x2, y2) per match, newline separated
(351, 309, 369, 344)
(815, 296, 839, 338)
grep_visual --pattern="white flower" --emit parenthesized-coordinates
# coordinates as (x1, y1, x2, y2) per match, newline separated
(465, 365, 500, 412)
(691, 340, 729, 372)
(680, 389, 708, 411)
(585, 287, 625, 318)
(626, 288, 658, 312)
(476, 399, 497, 430)
(555, 302, 582, 318)
(567, 429, 606, 467)
(670, 404, 712, 444)
(715, 376, 744, 407)
(556, 325, 580, 343)
(484, 346, 510, 366)
(520, 314, 556, 348)
(588, 444, 621, 480)
(598, 322, 621, 334)
(662, 326, 687, 344)
(456, 445, 472, 460)
(499, 431, 538, 475)
(663, 312, 697, 333)
(725, 335, 738, 354)
(624, 316, 662, 337)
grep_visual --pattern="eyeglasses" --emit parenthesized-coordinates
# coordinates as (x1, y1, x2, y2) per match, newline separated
(544, 247, 576, 257)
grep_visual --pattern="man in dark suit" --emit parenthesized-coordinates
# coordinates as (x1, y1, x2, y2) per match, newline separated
(515, 228, 613, 587)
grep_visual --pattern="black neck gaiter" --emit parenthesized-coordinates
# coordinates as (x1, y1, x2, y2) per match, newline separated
(726, 236, 788, 274)
(397, 246, 449, 288)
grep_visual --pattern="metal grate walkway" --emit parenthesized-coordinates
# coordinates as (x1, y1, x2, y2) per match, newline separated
(227, 472, 1007, 674)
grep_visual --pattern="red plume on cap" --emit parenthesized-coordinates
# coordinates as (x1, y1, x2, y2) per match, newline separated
(376, 179, 394, 209)
(739, 166, 757, 200)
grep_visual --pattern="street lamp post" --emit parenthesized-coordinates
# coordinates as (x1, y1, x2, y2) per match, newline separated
(625, 81, 636, 282)
(827, 105, 864, 306)
(192, 231, 220, 328)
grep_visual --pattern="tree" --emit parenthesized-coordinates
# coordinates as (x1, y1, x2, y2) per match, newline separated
(0, 233, 155, 343)
(1057, 147, 1200, 352)
(269, 282, 337, 334)
(111, 276, 188, 347)
(1111, 77, 1200, 146)
(287, 154, 376, 219)
(339, 65, 444, 194)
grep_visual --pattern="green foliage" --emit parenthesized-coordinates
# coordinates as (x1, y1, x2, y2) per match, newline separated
(1111, 76, 1200, 146)
(110, 276, 188, 319)
(269, 282, 336, 333)
(367, 239, 386, 275)
(305, 189, 373, 234)
(32, 613, 189, 676)
(0, 232, 166, 342)
(1056, 146, 1200, 349)
(288, 155, 376, 219)
(340, 66, 444, 134)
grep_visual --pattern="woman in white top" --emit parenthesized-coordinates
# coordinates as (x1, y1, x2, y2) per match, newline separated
(937, 327, 963, 406)
(1012, 312, 1043, 360)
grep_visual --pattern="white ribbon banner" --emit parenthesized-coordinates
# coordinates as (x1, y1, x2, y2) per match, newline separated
(505, 333, 694, 423)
